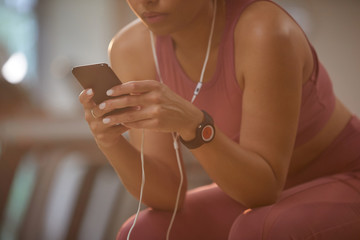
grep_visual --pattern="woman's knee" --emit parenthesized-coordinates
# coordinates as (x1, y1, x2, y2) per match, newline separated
(228, 204, 322, 240)
(117, 209, 172, 240)
(117, 184, 245, 240)
(228, 207, 273, 240)
(229, 202, 360, 240)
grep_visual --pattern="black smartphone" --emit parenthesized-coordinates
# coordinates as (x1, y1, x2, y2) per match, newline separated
(72, 63, 122, 104)
(72, 63, 128, 115)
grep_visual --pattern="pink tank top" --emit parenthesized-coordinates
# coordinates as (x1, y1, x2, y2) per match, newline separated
(155, 0, 336, 147)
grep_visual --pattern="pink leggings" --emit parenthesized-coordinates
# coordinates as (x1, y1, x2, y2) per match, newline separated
(117, 117, 360, 240)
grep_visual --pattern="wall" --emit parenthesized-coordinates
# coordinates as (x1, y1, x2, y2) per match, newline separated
(36, 0, 136, 117)
(276, 0, 360, 115)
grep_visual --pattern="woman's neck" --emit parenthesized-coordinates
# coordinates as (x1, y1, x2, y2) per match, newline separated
(170, 0, 226, 56)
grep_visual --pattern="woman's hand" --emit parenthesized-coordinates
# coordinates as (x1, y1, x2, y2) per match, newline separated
(91, 80, 203, 140)
(78, 88, 129, 148)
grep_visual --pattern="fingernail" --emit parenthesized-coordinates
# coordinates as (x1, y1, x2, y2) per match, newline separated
(106, 89, 114, 96)
(103, 118, 111, 124)
(99, 103, 106, 110)
(86, 89, 93, 95)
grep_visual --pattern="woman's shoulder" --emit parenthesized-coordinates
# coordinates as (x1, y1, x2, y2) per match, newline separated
(108, 19, 156, 81)
(235, 1, 304, 44)
(234, 1, 313, 86)
(233, 1, 312, 82)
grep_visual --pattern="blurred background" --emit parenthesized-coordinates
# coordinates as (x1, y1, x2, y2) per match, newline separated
(0, 0, 359, 239)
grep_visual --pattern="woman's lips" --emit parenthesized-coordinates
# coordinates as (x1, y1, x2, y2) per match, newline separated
(142, 12, 168, 24)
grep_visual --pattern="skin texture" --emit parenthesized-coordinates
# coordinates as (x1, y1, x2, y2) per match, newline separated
(78, 0, 351, 210)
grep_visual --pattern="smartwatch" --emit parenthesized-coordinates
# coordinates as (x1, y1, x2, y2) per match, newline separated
(180, 110, 216, 149)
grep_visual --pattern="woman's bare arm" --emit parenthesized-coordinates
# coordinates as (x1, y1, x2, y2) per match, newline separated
(188, 3, 308, 208)
(79, 20, 188, 210)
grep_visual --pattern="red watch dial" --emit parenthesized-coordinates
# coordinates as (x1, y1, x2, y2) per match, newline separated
(202, 125, 215, 142)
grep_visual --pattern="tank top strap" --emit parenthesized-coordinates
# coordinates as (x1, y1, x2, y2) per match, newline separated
(218, 0, 258, 95)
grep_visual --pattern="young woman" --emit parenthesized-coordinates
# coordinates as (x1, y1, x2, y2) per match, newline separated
(79, 0, 360, 239)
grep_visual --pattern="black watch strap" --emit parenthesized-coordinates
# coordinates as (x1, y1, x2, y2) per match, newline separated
(180, 110, 216, 149)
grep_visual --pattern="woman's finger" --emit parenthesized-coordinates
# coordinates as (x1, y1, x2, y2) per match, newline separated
(79, 88, 96, 109)
(107, 80, 162, 97)
(101, 104, 176, 132)
(96, 82, 168, 118)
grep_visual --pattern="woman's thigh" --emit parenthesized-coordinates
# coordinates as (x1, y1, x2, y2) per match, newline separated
(117, 183, 246, 240)
(229, 172, 360, 240)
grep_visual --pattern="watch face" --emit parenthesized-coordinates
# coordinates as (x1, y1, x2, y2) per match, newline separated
(202, 125, 215, 142)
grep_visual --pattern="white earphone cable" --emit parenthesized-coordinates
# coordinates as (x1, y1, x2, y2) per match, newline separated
(126, 129, 146, 240)
(150, 31, 185, 240)
(192, 0, 217, 104)
(166, 133, 184, 240)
